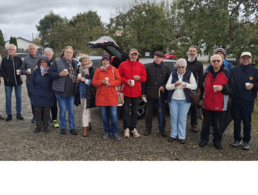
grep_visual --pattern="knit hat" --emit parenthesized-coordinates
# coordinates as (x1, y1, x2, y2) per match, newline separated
(102, 54, 110, 61)
(37, 56, 50, 66)
(215, 48, 226, 56)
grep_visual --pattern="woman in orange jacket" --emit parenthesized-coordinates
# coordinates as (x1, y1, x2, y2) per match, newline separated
(92, 55, 121, 140)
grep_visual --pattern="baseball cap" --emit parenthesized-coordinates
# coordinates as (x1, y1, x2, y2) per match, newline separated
(240, 52, 252, 58)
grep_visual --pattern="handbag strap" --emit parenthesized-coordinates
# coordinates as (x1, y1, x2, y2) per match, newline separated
(112, 67, 119, 92)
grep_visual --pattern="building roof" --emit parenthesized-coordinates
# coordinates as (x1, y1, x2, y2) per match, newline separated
(5, 37, 42, 47)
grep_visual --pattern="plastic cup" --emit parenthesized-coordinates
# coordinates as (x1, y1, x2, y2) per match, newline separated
(16, 70, 20, 75)
(105, 77, 109, 82)
(78, 74, 81, 77)
(245, 82, 250, 87)
(64, 69, 68, 72)
(143, 97, 147, 103)
(213, 85, 217, 92)
(27, 68, 31, 72)
(130, 80, 135, 86)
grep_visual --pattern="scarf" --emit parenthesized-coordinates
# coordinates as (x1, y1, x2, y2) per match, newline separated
(40, 66, 49, 76)
(100, 65, 110, 71)
(65, 58, 76, 83)
(79, 63, 93, 76)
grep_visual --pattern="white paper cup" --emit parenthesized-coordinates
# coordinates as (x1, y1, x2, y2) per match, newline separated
(245, 82, 250, 87)
(78, 74, 81, 77)
(182, 82, 186, 86)
(143, 97, 147, 103)
(16, 70, 20, 75)
(105, 77, 109, 82)
(213, 85, 217, 92)
(130, 80, 135, 86)
(27, 68, 31, 72)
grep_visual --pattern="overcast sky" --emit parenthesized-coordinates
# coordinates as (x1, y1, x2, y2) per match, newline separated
(0, 0, 131, 41)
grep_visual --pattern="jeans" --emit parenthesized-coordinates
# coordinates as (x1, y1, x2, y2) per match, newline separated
(232, 101, 253, 143)
(55, 93, 75, 130)
(100, 106, 118, 135)
(123, 96, 140, 131)
(26, 84, 34, 115)
(145, 99, 166, 130)
(5, 85, 22, 115)
(168, 99, 191, 139)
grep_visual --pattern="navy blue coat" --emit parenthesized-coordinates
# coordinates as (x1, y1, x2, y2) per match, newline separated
(30, 67, 54, 107)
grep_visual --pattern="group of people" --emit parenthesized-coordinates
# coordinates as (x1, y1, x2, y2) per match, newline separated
(0, 43, 257, 151)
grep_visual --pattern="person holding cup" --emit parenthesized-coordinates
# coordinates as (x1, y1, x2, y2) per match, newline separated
(77, 55, 96, 137)
(21, 44, 41, 123)
(49, 46, 78, 135)
(230, 52, 258, 150)
(118, 48, 147, 138)
(166, 59, 197, 144)
(0, 44, 24, 121)
(92, 55, 121, 141)
(198, 54, 235, 149)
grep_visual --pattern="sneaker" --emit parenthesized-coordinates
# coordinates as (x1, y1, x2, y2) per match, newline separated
(5, 114, 12, 121)
(103, 133, 109, 140)
(124, 128, 130, 138)
(16, 113, 24, 120)
(231, 141, 241, 147)
(131, 128, 140, 138)
(242, 142, 250, 150)
(214, 142, 223, 149)
(52, 120, 59, 128)
(113, 134, 121, 141)
(31, 117, 36, 123)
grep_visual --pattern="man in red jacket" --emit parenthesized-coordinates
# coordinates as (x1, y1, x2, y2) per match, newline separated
(118, 49, 147, 138)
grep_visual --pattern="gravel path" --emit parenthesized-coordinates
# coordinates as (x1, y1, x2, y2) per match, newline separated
(0, 76, 257, 161)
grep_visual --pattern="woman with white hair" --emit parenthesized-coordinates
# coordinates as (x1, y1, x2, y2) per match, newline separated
(166, 58, 197, 144)
(43, 47, 59, 128)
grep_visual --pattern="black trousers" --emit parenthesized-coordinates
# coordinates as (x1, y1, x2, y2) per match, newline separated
(51, 96, 58, 121)
(34, 106, 51, 128)
(201, 109, 224, 143)
(123, 96, 140, 131)
(190, 103, 198, 126)
(26, 84, 34, 115)
(145, 99, 166, 130)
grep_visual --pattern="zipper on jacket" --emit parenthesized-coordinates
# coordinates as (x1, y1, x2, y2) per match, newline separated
(13, 60, 17, 86)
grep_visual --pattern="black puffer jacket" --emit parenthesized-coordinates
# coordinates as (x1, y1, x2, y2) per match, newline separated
(186, 57, 203, 86)
(142, 61, 170, 100)
(0, 55, 23, 87)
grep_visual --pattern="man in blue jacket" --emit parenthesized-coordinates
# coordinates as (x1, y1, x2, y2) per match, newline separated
(230, 52, 258, 150)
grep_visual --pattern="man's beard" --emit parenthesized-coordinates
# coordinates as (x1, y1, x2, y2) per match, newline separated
(188, 54, 197, 62)
(130, 58, 137, 62)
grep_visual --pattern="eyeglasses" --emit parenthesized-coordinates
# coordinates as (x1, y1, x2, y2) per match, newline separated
(177, 66, 185, 69)
(212, 60, 221, 63)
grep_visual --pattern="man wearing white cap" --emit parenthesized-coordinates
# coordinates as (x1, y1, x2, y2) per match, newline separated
(230, 52, 258, 150)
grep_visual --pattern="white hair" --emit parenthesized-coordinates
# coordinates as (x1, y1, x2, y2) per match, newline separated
(44, 47, 54, 55)
(28, 43, 37, 49)
(7, 44, 17, 51)
(211, 54, 222, 61)
(176, 58, 187, 67)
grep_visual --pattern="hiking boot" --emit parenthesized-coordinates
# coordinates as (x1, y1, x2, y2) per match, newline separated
(161, 129, 168, 137)
(168, 137, 176, 142)
(199, 140, 208, 147)
(191, 126, 199, 133)
(124, 128, 130, 138)
(5, 114, 12, 121)
(242, 142, 250, 150)
(214, 142, 223, 149)
(52, 120, 59, 128)
(43, 127, 49, 133)
(34, 126, 41, 133)
(131, 128, 140, 138)
(144, 129, 151, 136)
(60, 129, 66, 135)
(180, 139, 186, 144)
(16, 113, 24, 120)
(231, 141, 241, 147)
(70, 129, 78, 135)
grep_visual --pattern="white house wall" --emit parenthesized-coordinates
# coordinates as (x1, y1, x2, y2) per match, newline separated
(5, 39, 42, 51)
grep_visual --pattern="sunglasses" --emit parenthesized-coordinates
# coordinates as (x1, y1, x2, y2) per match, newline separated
(212, 60, 221, 63)
(177, 67, 185, 69)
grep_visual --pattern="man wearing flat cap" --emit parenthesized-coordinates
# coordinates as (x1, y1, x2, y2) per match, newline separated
(141, 51, 170, 137)
(230, 52, 258, 150)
